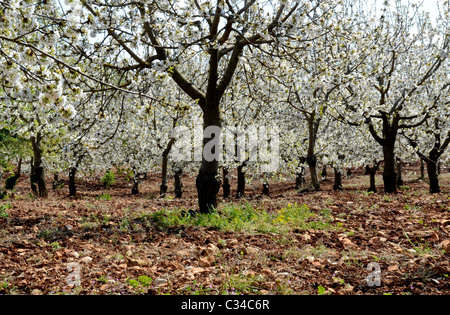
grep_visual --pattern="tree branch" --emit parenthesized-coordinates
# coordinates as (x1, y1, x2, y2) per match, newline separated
(367, 119, 385, 145)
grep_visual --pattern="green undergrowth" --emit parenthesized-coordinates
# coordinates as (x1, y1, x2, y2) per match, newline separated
(148, 202, 335, 234)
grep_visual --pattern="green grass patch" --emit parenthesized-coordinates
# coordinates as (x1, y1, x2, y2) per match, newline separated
(149, 202, 334, 234)
(0, 203, 11, 218)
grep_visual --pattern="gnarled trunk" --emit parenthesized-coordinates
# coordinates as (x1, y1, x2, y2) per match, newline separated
(52, 172, 59, 190)
(333, 167, 343, 191)
(382, 145, 397, 194)
(131, 173, 140, 195)
(5, 158, 22, 190)
(307, 154, 320, 191)
(396, 157, 403, 187)
(174, 167, 183, 198)
(30, 134, 47, 198)
(222, 167, 230, 198)
(426, 160, 440, 194)
(295, 169, 306, 190)
(365, 161, 381, 193)
(307, 115, 321, 191)
(69, 167, 77, 197)
(236, 163, 245, 199)
(160, 137, 176, 198)
(196, 105, 221, 214)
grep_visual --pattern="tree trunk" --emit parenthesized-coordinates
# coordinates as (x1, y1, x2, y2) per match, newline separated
(396, 157, 404, 187)
(174, 167, 183, 198)
(367, 112, 402, 194)
(69, 167, 77, 197)
(306, 116, 321, 191)
(346, 168, 352, 179)
(419, 158, 425, 180)
(321, 165, 328, 181)
(131, 172, 139, 195)
(295, 157, 306, 190)
(52, 172, 59, 190)
(307, 154, 320, 191)
(382, 145, 397, 194)
(262, 172, 270, 196)
(236, 163, 245, 199)
(160, 156, 169, 197)
(262, 182, 269, 196)
(222, 167, 230, 198)
(412, 129, 450, 194)
(333, 167, 343, 191)
(160, 138, 175, 198)
(426, 160, 440, 194)
(295, 168, 306, 190)
(5, 158, 22, 190)
(365, 161, 380, 193)
(30, 135, 47, 198)
(196, 105, 221, 214)
(369, 171, 377, 193)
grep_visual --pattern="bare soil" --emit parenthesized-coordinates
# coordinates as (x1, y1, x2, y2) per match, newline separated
(0, 165, 449, 295)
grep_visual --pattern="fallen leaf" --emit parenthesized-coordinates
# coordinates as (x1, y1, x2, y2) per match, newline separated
(388, 265, 399, 272)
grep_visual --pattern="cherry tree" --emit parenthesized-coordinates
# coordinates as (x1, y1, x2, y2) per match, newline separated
(69, 0, 343, 213)
(337, 0, 449, 193)
(401, 79, 450, 193)
(267, 1, 370, 191)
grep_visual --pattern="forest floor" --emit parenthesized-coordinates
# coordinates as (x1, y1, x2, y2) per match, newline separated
(0, 165, 449, 295)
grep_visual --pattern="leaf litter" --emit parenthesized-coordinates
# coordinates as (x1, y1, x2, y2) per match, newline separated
(0, 168, 448, 295)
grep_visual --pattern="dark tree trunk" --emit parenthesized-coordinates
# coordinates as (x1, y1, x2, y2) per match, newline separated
(30, 158, 37, 196)
(321, 165, 328, 181)
(307, 154, 320, 191)
(196, 105, 221, 214)
(262, 173, 270, 196)
(4, 158, 22, 190)
(236, 163, 245, 199)
(295, 168, 306, 190)
(69, 167, 77, 197)
(419, 158, 425, 180)
(295, 157, 306, 190)
(382, 145, 397, 193)
(159, 183, 168, 198)
(369, 171, 377, 193)
(262, 182, 269, 196)
(426, 161, 440, 194)
(197, 170, 221, 213)
(365, 161, 381, 193)
(367, 111, 404, 194)
(160, 138, 175, 198)
(346, 168, 352, 179)
(396, 157, 404, 187)
(306, 115, 321, 191)
(131, 173, 139, 195)
(333, 168, 343, 191)
(174, 167, 183, 198)
(30, 135, 47, 198)
(52, 172, 59, 190)
(409, 126, 450, 194)
(222, 167, 230, 198)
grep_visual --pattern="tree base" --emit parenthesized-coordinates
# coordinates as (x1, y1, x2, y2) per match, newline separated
(262, 183, 269, 196)
(196, 171, 221, 214)
(159, 184, 168, 198)
(383, 172, 397, 194)
(174, 169, 183, 199)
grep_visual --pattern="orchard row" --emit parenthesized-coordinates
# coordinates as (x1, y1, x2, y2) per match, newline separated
(0, 0, 449, 211)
